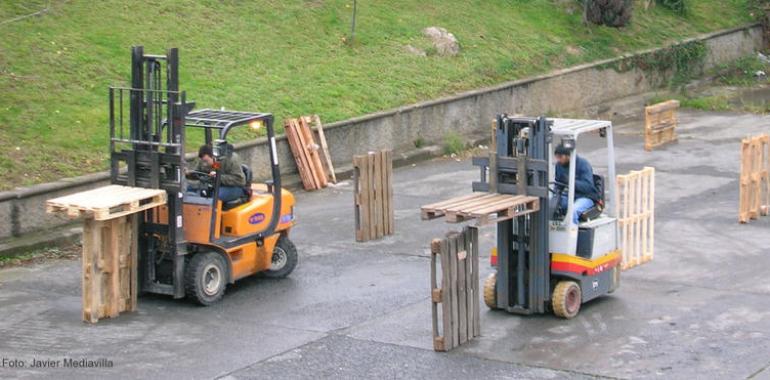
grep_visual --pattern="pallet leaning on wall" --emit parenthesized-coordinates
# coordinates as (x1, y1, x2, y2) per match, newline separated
(46, 185, 167, 323)
(284, 117, 329, 191)
(615, 167, 655, 270)
(739, 133, 770, 223)
(353, 150, 394, 242)
(430, 226, 480, 352)
(644, 100, 679, 151)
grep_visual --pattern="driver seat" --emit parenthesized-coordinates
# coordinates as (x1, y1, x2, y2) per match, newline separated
(222, 164, 254, 210)
(579, 175, 604, 222)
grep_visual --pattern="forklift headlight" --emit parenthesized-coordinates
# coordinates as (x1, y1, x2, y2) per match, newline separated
(249, 120, 264, 131)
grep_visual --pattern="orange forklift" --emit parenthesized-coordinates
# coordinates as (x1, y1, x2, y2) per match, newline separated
(108, 46, 297, 305)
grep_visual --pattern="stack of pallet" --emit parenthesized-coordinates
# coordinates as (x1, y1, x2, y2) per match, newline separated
(46, 185, 167, 323)
(354, 150, 394, 242)
(644, 100, 679, 151)
(284, 115, 336, 191)
(739, 133, 770, 223)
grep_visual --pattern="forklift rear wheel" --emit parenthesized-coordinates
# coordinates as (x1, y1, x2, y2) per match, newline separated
(552, 281, 581, 319)
(483, 273, 498, 309)
(185, 252, 227, 306)
(264, 236, 298, 279)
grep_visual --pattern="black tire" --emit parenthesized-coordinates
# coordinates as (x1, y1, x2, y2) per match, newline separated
(185, 252, 227, 306)
(264, 236, 298, 279)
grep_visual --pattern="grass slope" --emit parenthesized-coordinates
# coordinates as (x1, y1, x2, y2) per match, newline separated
(0, 0, 754, 189)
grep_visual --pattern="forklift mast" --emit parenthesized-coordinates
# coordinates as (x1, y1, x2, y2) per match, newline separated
(108, 46, 194, 298)
(472, 115, 552, 314)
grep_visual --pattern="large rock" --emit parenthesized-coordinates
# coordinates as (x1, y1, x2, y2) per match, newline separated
(422, 26, 460, 56)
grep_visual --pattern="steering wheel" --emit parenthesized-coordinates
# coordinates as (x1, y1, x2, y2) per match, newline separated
(186, 170, 213, 182)
(549, 180, 568, 194)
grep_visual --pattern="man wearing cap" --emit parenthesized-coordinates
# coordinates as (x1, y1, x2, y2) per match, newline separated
(553, 144, 599, 224)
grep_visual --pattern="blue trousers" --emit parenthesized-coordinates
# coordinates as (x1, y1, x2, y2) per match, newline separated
(559, 194, 594, 224)
(217, 186, 244, 202)
(187, 184, 243, 202)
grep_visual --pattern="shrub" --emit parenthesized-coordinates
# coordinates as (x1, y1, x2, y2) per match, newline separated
(657, 0, 686, 15)
(443, 132, 465, 155)
(584, 0, 633, 27)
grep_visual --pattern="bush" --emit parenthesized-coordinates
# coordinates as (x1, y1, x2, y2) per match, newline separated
(584, 0, 633, 27)
(443, 132, 465, 155)
(657, 0, 686, 15)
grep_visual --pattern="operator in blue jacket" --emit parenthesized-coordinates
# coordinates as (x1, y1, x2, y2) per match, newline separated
(553, 144, 599, 224)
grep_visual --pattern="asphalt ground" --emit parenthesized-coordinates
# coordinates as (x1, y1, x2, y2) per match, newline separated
(0, 110, 769, 379)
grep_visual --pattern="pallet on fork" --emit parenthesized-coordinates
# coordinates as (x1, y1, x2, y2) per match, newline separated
(353, 150, 394, 242)
(739, 133, 770, 223)
(430, 227, 480, 352)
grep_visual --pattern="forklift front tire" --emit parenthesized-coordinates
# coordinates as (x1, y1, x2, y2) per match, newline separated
(483, 273, 498, 309)
(264, 236, 298, 279)
(185, 252, 227, 306)
(552, 281, 581, 319)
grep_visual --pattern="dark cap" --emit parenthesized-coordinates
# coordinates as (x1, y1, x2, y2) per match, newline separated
(554, 144, 571, 156)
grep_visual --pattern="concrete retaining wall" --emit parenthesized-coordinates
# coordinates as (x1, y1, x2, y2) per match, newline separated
(0, 23, 763, 243)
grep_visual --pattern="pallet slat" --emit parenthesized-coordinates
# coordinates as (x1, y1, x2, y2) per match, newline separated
(354, 150, 394, 242)
(430, 227, 480, 352)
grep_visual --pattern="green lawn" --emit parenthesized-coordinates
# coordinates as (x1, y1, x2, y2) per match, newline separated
(0, 0, 755, 189)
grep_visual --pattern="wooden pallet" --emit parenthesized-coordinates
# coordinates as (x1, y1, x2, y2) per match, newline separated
(284, 117, 330, 191)
(739, 134, 770, 223)
(421, 193, 539, 226)
(644, 100, 679, 151)
(81, 216, 139, 323)
(354, 150, 394, 242)
(615, 167, 655, 270)
(304, 115, 337, 184)
(430, 227, 480, 352)
(46, 185, 166, 221)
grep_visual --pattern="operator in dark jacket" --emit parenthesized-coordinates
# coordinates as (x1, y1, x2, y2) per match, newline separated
(188, 144, 246, 202)
(554, 144, 598, 224)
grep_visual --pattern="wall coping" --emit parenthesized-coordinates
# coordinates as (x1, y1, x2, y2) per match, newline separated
(0, 22, 761, 202)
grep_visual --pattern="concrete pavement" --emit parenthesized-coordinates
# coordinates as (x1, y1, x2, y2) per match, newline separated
(0, 110, 769, 379)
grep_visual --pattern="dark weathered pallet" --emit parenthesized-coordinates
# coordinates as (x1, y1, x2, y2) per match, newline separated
(430, 227, 479, 352)
(354, 150, 394, 242)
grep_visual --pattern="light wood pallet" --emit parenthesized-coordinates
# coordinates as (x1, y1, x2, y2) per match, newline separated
(354, 150, 394, 242)
(421, 193, 539, 226)
(430, 227, 480, 352)
(46, 184, 166, 221)
(46, 184, 165, 323)
(81, 216, 138, 323)
(615, 167, 655, 270)
(739, 133, 770, 223)
(644, 100, 679, 151)
(284, 117, 331, 191)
